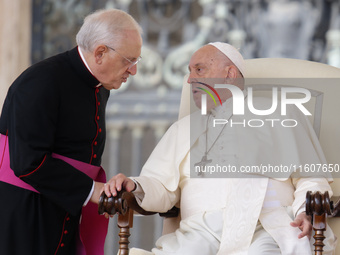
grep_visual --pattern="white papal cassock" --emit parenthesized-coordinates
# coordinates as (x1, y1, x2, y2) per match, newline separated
(130, 96, 336, 255)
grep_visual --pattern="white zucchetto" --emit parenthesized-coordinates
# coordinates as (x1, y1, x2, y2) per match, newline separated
(208, 42, 245, 76)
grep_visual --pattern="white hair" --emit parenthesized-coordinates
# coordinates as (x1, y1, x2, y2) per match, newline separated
(76, 9, 142, 52)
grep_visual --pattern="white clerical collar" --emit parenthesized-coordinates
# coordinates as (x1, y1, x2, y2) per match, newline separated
(78, 47, 94, 75)
(210, 89, 247, 117)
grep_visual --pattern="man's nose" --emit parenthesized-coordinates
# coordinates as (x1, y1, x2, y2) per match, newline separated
(128, 64, 137, 75)
(188, 75, 200, 86)
(187, 73, 194, 84)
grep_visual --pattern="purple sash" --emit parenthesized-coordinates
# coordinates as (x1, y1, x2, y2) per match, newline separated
(0, 134, 108, 255)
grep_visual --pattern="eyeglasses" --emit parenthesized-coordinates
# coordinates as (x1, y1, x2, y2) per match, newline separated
(106, 45, 142, 68)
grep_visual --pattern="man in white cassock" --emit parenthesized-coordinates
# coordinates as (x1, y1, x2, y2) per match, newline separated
(104, 42, 337, 255)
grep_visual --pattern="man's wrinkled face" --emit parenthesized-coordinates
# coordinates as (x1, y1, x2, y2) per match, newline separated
(98, 30, 143, 90)
(187, 45, 231, 110)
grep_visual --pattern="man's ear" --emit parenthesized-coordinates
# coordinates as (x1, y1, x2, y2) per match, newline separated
(94, 45, 107, 64)
(225, 65, 238, 80)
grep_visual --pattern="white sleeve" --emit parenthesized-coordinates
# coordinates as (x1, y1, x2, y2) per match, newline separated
(130, 178, 145, 203)
(292, 177, 332, 217)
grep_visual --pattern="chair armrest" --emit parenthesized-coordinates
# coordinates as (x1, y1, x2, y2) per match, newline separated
(159, 206, 180, 218)
(98, 189, 157, 216)
(98, 189, 180, 217)
(98, 190, 180, 255)
(306, 191, 340, 255)
(306, 191, 333, 217)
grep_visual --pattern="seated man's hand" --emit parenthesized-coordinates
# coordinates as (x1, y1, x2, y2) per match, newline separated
(103, 173, 136, 197)
(290, 212, 312, 239)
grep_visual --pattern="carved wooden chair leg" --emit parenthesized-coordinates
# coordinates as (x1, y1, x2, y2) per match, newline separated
(312, 213, 326, 255)
(118, 208, 134, 255)
(98, 190, 179, 255)
(98, 191, 134, 255)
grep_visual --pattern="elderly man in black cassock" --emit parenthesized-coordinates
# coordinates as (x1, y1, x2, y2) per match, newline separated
(0, 8, 142, 255)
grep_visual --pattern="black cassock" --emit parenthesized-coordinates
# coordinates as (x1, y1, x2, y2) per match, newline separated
(0, 47, 109, 255)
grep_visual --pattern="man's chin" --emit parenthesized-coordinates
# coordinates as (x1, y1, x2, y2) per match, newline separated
(193, 98, 202, 109)
(103, 82, 122, 90)
(193, 101, 217, 112)
(193, 96, 213, 110)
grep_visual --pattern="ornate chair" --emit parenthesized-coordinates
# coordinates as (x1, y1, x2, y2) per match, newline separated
(244, 58, 340, 255)
(99, 58, 340, 255)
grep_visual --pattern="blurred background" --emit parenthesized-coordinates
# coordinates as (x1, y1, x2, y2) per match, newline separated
(1, 0, 340, 254)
